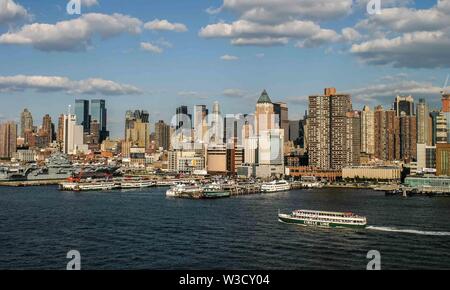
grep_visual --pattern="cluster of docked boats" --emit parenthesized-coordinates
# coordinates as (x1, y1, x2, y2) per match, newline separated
(165, 183, 231, 199)
(59, 178, 156, 191)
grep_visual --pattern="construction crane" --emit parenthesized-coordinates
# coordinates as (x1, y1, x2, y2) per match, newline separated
(441, 74, 449, 95)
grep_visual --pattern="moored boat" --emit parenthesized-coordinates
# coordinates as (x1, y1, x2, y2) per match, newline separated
(278, 209, 367, 229)
(261, 180, 291, 192)
(120, 179, 156, 189)
(73, 181, 118, 192)
(166, 183, 204, 198)
(202, 183, 230, 199)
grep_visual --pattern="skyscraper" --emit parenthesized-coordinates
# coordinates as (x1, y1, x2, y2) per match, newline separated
(273, 102, 289, 142)
(63, 114, 84, 154)
(125, 110, 150, 150)
(20, 108, 33, 138)
(155, 120, 170, 150)
(193, 105, 208, 144)
(346, 111, 361, 166)
(399, 112, 417, 162)
(0, 121, 17, 159)
(374, 106, 400, 161)
(57, 114, 64, 149)
(393, 95, 415, 117)
(436, 112, 448, 144)
(288, 120, 300, 145)
(308, 88, 353, 170)
(416, 99, 430, 145)
(91, 99, 108, 142)
(209, 101, 223, 145)
(42, 114, 53, 146)
(75, 99, 90, 133)
(361, 105, 375, 155)
(255, 90, 275, 135)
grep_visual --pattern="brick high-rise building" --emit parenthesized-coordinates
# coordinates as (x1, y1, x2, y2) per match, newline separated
(399, 113, 417, 163)
(346, 111, 361, 166)
(361, 105, 375, 155)
(308, 88, 353, 170)
(374, 106, 400, 161)
(0, 121, 17, 159)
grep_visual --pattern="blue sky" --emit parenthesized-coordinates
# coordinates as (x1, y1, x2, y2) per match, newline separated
(0, 0, 449, 137)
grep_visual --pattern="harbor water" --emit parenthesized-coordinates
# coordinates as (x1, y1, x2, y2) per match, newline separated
(0, 186, 449, 270)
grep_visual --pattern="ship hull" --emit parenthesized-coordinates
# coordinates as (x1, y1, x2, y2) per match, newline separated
(278, 215, 366, 229)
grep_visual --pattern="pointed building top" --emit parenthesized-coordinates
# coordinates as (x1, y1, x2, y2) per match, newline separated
(257, 89, 272, 104)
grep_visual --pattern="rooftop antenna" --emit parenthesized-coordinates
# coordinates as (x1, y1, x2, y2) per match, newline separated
(441, 74, 449, 95)
(68, 105, 72, 115)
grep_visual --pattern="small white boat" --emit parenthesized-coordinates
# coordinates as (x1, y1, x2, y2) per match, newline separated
(261, 180, 291, 192)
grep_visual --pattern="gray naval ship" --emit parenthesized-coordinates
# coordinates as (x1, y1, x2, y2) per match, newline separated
(0, 153, 120, 181)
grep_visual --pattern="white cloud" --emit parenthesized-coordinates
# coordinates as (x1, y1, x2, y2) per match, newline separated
(177, 91, 208, 99)
(0, 75, 142, 95)
(220, 54, 239, 61)
(144, 19, 188, 32)
(349, 79, 443, 104)
(221, 0, 353, 23)
(140, 42, 163, 54)
(80, 0, 99, 7)
(351, 30, 450, 68)
(255, 53, 265, 58)
(350, 0, 450, 68)
(0, 0, 30, 24)
(222, 88, 248, 98)
(200, 19, 340, 47)
(0, 13, 142, 51)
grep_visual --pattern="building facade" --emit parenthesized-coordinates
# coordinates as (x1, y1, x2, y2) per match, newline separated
(0, 121, 17, 159)
(308, 88, 353, 170)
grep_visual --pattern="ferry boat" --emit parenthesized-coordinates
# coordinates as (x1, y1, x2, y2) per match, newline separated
(202, 183, 230, 199)
(278, 209, 367, 229)
(73, 181, 118, 192)
(120, 179, 156, 189)
(166, 183, 204, 198)
(261, 180, 291, 193)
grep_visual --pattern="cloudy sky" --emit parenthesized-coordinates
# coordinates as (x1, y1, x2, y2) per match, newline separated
(0, 0, 449, 137)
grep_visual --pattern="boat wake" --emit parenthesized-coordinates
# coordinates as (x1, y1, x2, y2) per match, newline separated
(367, 226, 450, 236)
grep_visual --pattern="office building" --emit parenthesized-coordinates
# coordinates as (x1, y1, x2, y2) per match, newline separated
(20, 108, 33, 138)
(436, 144, 450, 176)
(393, 95, 415, 117)
(125, 110, 150, 150)
(193, 105, 208, 144)
(274, 102, 289, 142)
(154, 120, 170, 150)
(63, 114, 84, 154)
(75, 99, 90, 133)
(255, 90, 275, 135)
(91, 99, 108, 142)
(416, 99, 430, 145)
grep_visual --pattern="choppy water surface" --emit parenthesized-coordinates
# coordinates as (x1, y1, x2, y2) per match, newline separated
(0, 186, 449, 269)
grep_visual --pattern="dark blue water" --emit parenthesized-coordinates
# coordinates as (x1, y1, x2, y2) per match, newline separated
(0, 186, 449, 270)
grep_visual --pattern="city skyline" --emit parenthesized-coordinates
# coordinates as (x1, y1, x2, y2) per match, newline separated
(1, 0, 450, 137)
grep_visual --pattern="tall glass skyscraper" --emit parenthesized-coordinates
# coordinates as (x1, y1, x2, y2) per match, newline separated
(91, 99, 108, 142)
(75, 99, 90, 133)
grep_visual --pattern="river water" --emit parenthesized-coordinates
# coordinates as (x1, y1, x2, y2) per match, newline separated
(0, 186, 449, 269)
